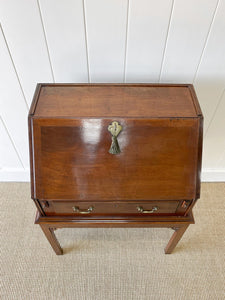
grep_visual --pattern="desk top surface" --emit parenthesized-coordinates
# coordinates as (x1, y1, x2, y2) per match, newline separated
(30, 84, 202, 118)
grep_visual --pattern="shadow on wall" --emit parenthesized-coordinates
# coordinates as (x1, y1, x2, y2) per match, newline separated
(194, 78, 225, 171)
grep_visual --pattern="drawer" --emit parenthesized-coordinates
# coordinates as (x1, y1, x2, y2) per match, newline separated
(40, 200, 191, 216)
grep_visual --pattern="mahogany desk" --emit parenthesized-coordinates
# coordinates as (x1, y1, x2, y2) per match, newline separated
(28, 84, 203, 255)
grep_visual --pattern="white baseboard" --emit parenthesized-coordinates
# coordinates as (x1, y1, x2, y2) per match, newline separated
(201, 169, 225, 182)
(0, 168, 224, 182)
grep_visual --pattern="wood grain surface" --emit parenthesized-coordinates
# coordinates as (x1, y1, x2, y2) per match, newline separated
(32, 117, 199, 201)
(40, 199, 189, 216)
(33, 84, 198, 118)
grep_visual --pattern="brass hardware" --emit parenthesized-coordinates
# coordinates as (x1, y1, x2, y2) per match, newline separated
(72, 206, 93, 214)
(181, 200, 190, 209)
(108, 121, 122, 154)
(42, 201, 49, 208)
(171, 227, 179, 231)
(137, 206, 158, 214)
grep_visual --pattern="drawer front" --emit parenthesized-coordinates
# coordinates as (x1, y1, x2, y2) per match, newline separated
(33, 118, 199, 201)
(40, 200, 191, 216)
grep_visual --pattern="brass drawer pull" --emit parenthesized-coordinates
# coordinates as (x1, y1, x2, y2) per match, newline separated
(108, 121, 122, 154)
(137, 206, 158, 214)
(72, 206, 93, 214)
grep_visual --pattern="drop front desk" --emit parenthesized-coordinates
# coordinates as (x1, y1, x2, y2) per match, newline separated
(28, 84, 203, 255)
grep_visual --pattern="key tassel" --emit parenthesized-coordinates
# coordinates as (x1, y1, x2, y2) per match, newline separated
(109, 136, 121, 154)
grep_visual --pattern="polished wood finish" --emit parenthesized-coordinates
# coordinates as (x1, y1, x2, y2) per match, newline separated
(164, 225, 190, 254)
(35, 210, 194, 228)
(39, 200, 188, 216)
(32, 118, 199, 201)
(40, 224, 63, 255)
(34, 84, 197, 118)
(29, 84, 203, 255)
(35, 211, 194, 256)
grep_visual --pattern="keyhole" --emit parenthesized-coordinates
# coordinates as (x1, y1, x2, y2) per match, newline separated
(113, 122, 117, 134)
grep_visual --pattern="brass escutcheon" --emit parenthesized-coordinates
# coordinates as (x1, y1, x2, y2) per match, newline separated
(108, 121, 122, 154)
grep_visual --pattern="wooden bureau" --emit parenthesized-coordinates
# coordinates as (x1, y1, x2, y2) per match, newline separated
(28, 83, 203, 255)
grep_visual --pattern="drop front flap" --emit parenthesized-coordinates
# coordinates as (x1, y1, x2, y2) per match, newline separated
(32, 117, 199, 201)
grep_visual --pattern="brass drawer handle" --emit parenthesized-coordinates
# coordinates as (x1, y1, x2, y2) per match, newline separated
(137, 206, 158, 214)
(108, 121, 122, 154)
(72, 206, 93, 214)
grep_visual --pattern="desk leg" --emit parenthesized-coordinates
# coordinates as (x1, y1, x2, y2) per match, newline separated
(164, 225, 189, 254)
(40, 225, 63, 255)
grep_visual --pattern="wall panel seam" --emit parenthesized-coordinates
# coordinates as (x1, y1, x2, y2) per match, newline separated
(192, 0, 220, 84)
(83, 0, 90, 83)
(204, 89, 225, 137)
(0, 116, 24, 169)
(0, 25, 29, 111)
(158, 0, 175, 82)
(123, 0, 130, 83)
(37, 0, 55, 82)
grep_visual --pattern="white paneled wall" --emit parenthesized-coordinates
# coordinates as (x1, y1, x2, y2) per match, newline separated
(0, 0, 224, 181)
(0, 0, 53, 104)
(38, 0, 89, 82)
(126, 0, 173, 82)
(160, 0, 219, 83)
(85, 0, 128, 82)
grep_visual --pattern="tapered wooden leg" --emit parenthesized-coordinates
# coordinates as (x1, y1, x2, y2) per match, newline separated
(40, 224, 63, 255)
(164, 225, 189, 254)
